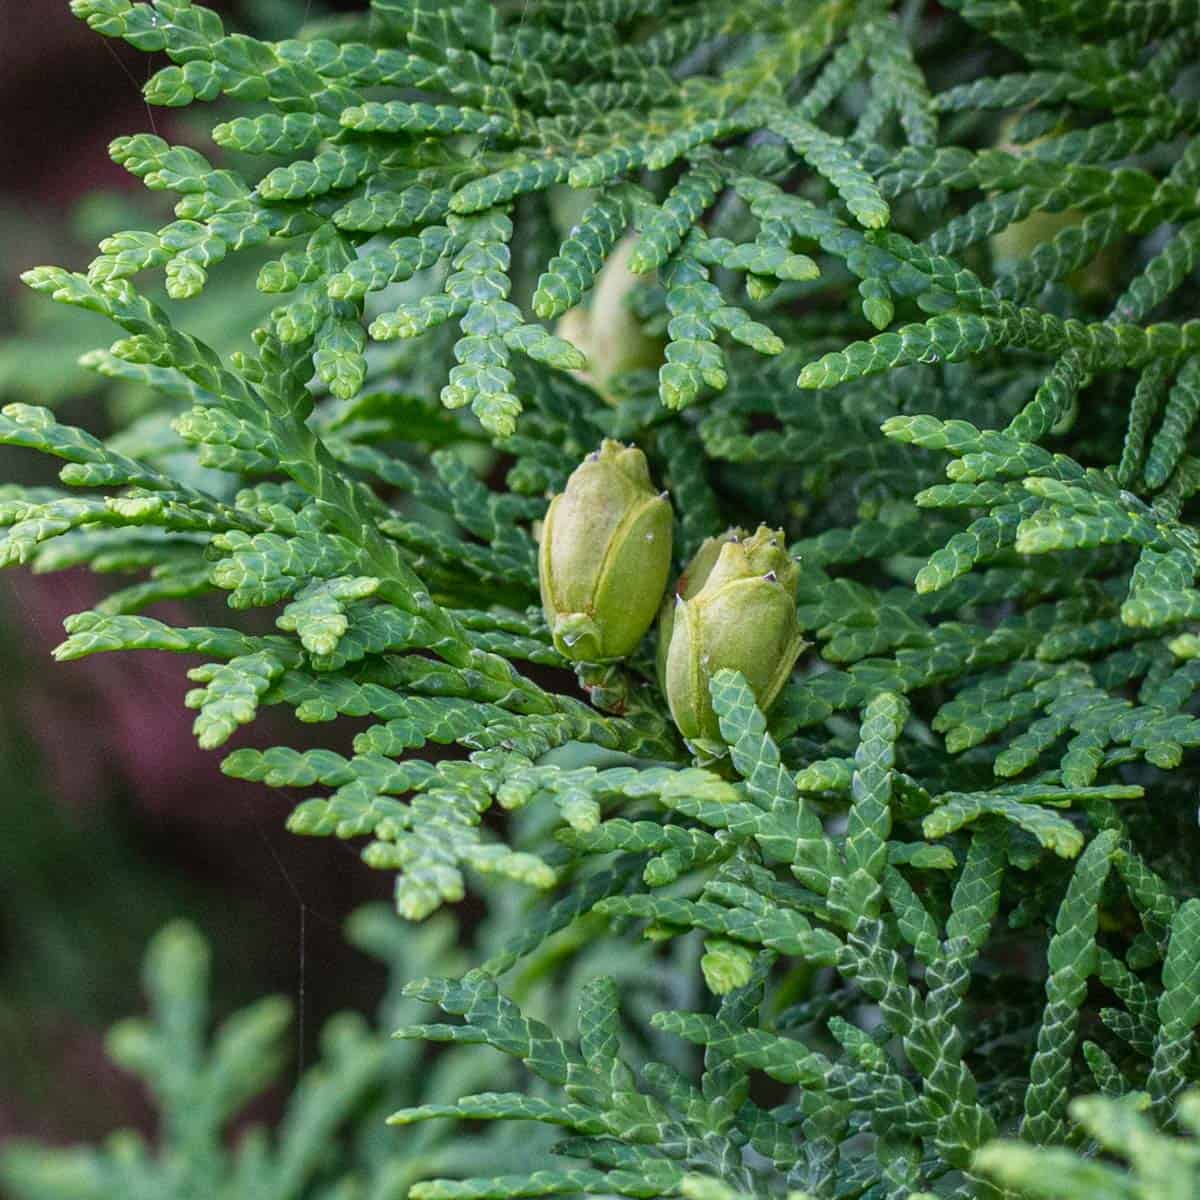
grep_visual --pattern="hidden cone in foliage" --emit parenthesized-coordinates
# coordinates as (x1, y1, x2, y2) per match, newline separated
(658, 525, 805, 749)
(539, 440, 673, 662)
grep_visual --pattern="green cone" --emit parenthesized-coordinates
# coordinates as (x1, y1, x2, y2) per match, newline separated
(659, 525, 805, 750)
(539, 440, 673, 662)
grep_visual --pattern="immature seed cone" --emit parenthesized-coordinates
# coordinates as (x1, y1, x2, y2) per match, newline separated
(539, 440, 673, 662)
(659, 525, 805, 750)
(553, 234, 664, 404)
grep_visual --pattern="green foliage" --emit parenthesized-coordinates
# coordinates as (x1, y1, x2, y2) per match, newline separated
(8, 0, 1200, 1197)
(0, 909, 495, 1200)
(0, 887, 695, 1200)
(976, 1091, 1200, 1199)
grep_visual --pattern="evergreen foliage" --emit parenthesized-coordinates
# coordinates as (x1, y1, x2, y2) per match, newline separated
(0, 893, 692, 1200)
(6, 0, 1200, 1196)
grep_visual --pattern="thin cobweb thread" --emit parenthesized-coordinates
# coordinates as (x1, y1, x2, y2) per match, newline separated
(99, 36, 158, 135)
(477, 0, 534, 161)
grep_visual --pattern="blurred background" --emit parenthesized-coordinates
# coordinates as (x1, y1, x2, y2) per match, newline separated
(0, 0, 396, 1160)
